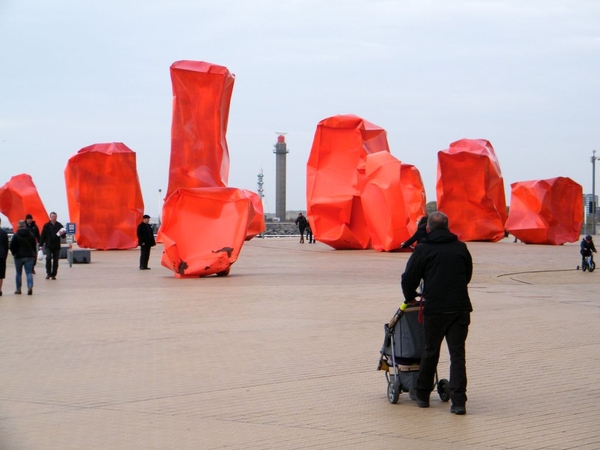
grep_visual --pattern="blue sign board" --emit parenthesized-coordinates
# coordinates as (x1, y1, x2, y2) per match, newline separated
(66, 222, 76, 234)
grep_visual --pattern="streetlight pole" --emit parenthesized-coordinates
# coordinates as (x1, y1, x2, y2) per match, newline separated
(592, 150, 598, 236)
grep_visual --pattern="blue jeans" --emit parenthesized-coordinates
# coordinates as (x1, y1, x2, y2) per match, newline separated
(15, 257, 35, 291)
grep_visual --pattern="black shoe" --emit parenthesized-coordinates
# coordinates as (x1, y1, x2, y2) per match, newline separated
(45, 275, 50, 280)
(51, 276, 56, 280)
(14, 290, 21, 295)
(27, 288, 33, 295)
(450, 404, 466, 415)
(416, 397, 430, 408)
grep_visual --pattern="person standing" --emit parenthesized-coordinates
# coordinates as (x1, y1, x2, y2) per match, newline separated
(25, 213, 40, 274)
(295, 213, 308, 243)
(137, 214, 155, 270)
(39, 212, 65, 280)
(401, 211, 473, 415)
(0, 218, 9, 296)
(9, 220, 37, 295)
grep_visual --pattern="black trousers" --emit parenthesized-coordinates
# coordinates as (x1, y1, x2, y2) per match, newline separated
(45, 248, 61, 277)
(139, 244, 151, 269)
(416, 311, 470, 406)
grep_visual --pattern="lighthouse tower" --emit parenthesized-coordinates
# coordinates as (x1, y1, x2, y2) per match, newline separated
(273, 134, 288, 221)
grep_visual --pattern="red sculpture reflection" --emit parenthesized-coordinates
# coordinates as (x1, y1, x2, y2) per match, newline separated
(306, 114, 390, 250)
(436, 139, 507, 242)
(167, 61, 234, 197)
(0, 174, 48, 232)
(505, 177, 582, 245)
(64, 143, 144, 249)
(160, 188, 252, 277)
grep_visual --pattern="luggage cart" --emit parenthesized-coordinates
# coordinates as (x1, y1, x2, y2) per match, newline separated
(377, 302, 450, 404)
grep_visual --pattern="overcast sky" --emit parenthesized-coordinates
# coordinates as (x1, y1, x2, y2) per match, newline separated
(1, 0, 599, 224)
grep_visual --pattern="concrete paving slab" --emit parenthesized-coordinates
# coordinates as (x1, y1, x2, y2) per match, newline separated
(0, 237, 598, 449)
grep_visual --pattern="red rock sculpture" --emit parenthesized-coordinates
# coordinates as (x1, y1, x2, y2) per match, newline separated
(160, 188, 252, 277)
(400, 163, 427, 236)
(167, 61, 234, 197)
(0, 174, 48, 232)
(362, 152, 410, 251)
(64, 143, 144, 249)
(241, 190, 266, 240)
(505, 177, 583, 245)
(436, 139, 507, 242)
(306, 114, 390, 250)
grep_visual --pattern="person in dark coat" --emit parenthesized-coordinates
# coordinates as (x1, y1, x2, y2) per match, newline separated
(9, 220, 37, 295)
(295, 213, 308, 243)
(401, 215, 428, 249)
(0, 218, 9, 296)
(137, 214, 156, 270)
(580, 235, 597, 266)
(25, 213, 40, 274)
(401, 211, 473, 415)
(39, 212, 65, 280)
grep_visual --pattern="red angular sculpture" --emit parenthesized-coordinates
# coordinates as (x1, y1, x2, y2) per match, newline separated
(306, 115, 390, 250)
(241, 189, 266, 240)
(64, 143, 144, 250)
(0, 174, 48, 232)
(167, 61, 234, 197)
(436, 139, 507, 242)
(160, 188, 252, 277)
(400, 163, 427, 236)
(362, 152, 410, 251)
(505, 177, 583, 245)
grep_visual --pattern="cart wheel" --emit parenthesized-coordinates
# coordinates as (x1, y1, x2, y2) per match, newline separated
(387, 381, 400, 404)
(589, 261, 596, 272)
(437, 379, 450, 402)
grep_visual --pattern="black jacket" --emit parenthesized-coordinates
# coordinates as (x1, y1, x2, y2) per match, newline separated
(0, 228, 8, 259)
(580, 238, 597, 255)
(401, 228, 473, 314)
(26, 220, 41, 242)
(295, 215, 308, 229)
(401, 224, 428, 249)
(40, 221, 64, 250)
(10, 229, 37, 259)
(137, 222, 156, 247)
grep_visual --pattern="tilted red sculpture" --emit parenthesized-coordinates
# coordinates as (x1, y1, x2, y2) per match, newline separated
(64, 143, 144, 249)
(505, 177, 582, 245)
(0, 174, 48, 232)
(436, 139, 507, 242)
(167, 61, 234, 197)
(162, 60, 261, 276)
(362, 152, 410, 251)
(306, 114, 391, 250)
(160, 188, 252, 277)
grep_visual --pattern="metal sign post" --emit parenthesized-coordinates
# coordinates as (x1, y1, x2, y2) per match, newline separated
(66, 222, 76, 267)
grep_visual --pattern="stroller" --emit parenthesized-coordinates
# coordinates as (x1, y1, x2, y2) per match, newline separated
(377, 300, 450, 404)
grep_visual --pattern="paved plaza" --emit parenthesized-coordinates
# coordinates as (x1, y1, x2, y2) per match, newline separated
(0, 236, 599, 449)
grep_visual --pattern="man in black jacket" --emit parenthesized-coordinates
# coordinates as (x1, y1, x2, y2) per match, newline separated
(0, 218, 8, 296)
(137, 214, 156, 270)
(25, 213, 40, 274)
(401, 211, 473, 415)
(39, 212, 65, 280)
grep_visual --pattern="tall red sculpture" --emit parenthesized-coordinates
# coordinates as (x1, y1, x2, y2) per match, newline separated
(167, 61, 234, 197)
(505, 177, 582, 245)
(400, 163, 427, 236)
(64, 143, 144, 250)
(436, 139, 507, 242)
(306, 115, 390, 250)
(0, 174, 48, 232)
(362, 152, 410, 251)
(160, 188, 252, 277)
